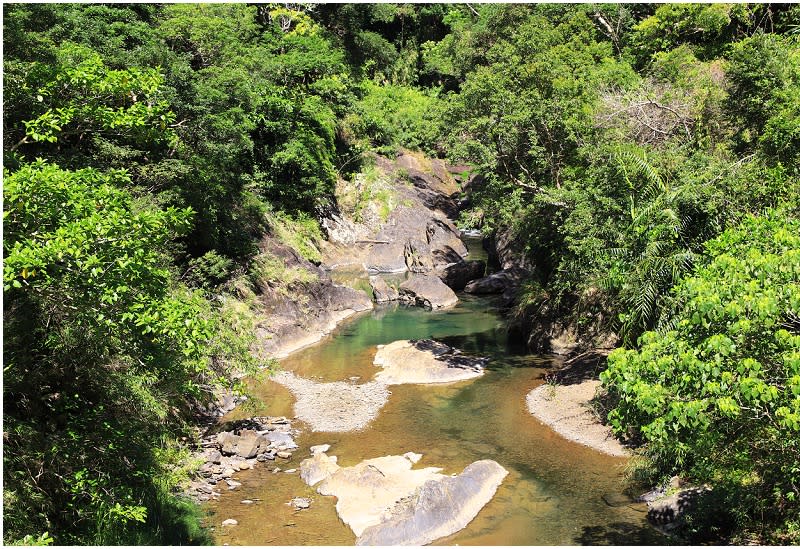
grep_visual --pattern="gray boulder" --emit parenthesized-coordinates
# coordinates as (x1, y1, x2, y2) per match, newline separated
(464, 268, 526, 295)
(647, 486, 710, 529)
(399, 274, 458, 309)
(438, 260, 486, 291)
(355, 460, 509, 546)
(369, 276, 399, 303)
(218, 430, 269, 459)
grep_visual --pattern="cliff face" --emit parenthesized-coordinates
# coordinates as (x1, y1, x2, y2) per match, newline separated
(246, 149, 482, 359)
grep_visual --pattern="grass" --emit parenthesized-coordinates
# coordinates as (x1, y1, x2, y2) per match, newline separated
(266, 210, 323, 263)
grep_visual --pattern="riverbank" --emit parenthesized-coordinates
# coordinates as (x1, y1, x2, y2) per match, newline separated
(526, 351, 631, 457)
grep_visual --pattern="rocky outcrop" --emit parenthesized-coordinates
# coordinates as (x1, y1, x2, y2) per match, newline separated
(300, 449, 508, 546)
(356, 460, 509, 546)
(252, 238, 373, 359)
(373, 340, 487, 385)
(186, 417, 298, 502)
(364, 207, 467, 274)
(399, 274, 458, 309)
(322, 150, 469, 282)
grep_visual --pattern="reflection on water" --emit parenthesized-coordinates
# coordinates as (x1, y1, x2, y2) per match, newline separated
(207, 290, 664, 546)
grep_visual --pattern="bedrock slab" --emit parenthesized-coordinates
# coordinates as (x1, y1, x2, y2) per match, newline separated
(299, 450, 508, 545)
(373, 339, 488, 385)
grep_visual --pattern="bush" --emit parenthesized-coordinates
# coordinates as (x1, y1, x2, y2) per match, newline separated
(601, 212, 800, 542)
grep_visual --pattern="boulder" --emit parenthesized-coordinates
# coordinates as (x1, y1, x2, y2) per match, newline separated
(314, 454, 445, 537)
(426, 219, 467, 258)
(373, 340, 487, 385)
(399, 274, 458, 309)
(265, 430, 298, 450)
(300, 452, 341, 486)
(438, 259, 486, 291)
(356, 460, 509, 546)
(404, 239, 434, 273)
(236, 429, 267, 459)
(647, 486, 710, 529)
(217, 430, 269, 459)
(310, 444, 331, 455)
(369, 276, 399, 303)
(464, 270, 519, 295)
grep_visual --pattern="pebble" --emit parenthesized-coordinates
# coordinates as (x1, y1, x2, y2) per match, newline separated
(222, 468, 236, 478)
(226, 479, 242, 488)
(222, 519, 238, 526)
(276, 451, 292, 459)
(310, 444, 330, 455)
(284, 468, 297, 474)
(241, 499, 254, 505)
(273, 467, 282, 474)
(289, 497, 312, 510)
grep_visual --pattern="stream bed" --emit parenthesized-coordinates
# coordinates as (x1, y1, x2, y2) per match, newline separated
(204, 289, 666, 545)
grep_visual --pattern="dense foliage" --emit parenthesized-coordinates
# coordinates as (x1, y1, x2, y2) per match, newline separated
(4, 3, 799, 545)
(602, 214, 800, 542)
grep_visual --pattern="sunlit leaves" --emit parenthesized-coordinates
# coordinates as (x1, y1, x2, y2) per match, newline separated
(602, 212, 800, 535)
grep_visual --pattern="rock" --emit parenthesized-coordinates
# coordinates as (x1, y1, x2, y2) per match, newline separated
(373, 340, 487, 385)
(300, 452, 341, 486)
(276, 451, 292, 459)
(425, 218, 467, 259)
(284, 468, 297, 474)
(355, 460, 509, 546)
(647, 486, 710, 528)
(289, 497, 312, 510)
(310, 444, 331, 455)
(221, 519, 238, 527)
(301, 451, 508, 546)
(405, 239, 434, 273)
(207, 450, 223, 464)
(464, 269, 523, 295)
(222, 468, 236, 478)
(265, 431, 298, 450)
(314, 454, 445, 537)
(438, 260, 486, 291)
(216, 430, 269, 459)
(399, 274, 458, 309)
(368, 276, 399, 303)
(225, 479, 242, 488)
(365, 241, 408, 273)
(241, 499, 254, 505)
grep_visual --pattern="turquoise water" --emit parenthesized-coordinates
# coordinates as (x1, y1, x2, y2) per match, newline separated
(206, 291, 665, 545)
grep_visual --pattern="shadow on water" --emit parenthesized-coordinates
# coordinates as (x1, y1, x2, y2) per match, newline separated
(576, 521, 671, 546)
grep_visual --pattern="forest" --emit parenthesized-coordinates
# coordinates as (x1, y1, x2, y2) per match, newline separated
(3, 3, 799, 545)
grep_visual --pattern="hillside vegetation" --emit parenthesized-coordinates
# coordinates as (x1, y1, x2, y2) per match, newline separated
(3, 3, 799, 545)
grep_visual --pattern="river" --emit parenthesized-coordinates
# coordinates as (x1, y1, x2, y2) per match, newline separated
(205, 239, 665, 545)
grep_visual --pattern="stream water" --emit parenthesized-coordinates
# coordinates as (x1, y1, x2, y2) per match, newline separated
(205, 240, 666, 545)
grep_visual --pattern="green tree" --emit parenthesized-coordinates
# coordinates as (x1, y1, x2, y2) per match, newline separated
(602, 213, 800, 543)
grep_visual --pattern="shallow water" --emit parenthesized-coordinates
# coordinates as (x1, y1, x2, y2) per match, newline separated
(205, 289, 665, 545)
